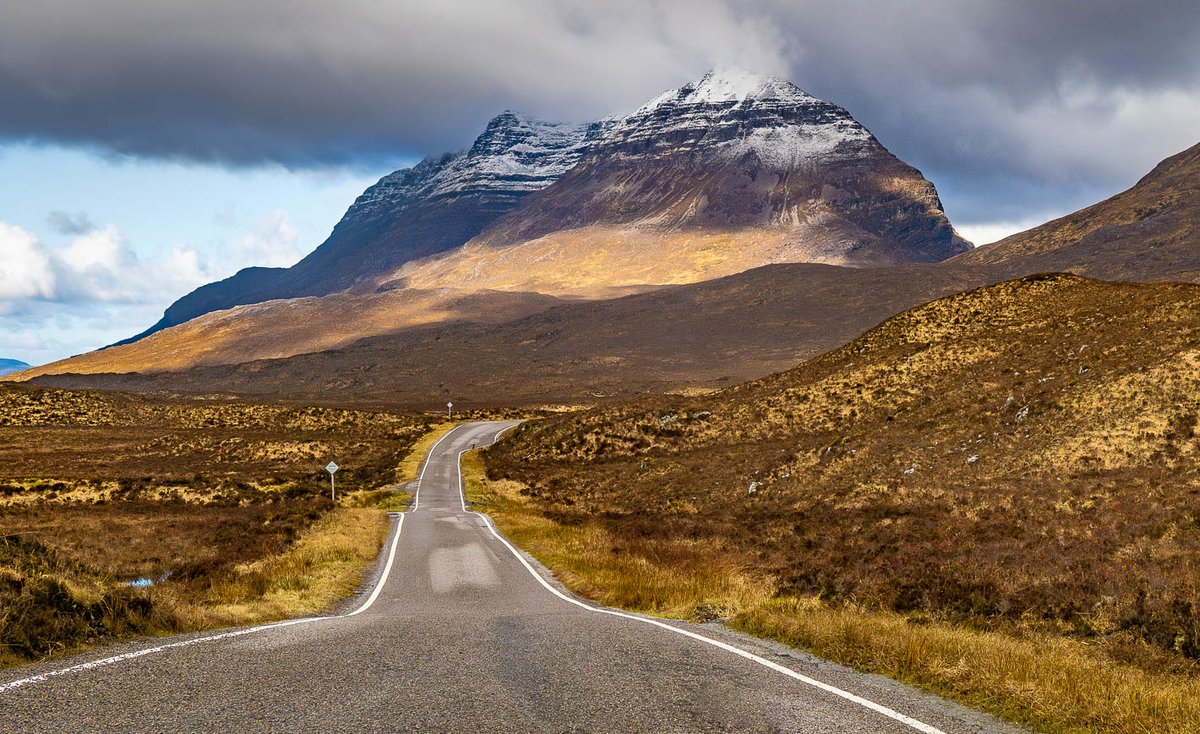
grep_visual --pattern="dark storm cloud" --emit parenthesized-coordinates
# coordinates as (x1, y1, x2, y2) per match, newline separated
(2, 1, 1198, 224)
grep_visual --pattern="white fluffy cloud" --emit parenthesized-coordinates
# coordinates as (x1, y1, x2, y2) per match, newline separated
(0, 222, 211, 307)
(234, 209, 303, 268)
(0, 222, 56, 301)
(0, 212, 304, 364)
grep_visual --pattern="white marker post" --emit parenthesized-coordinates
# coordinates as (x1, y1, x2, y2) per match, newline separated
(325, 461, 339, 501)
(447, 401, 453, 420)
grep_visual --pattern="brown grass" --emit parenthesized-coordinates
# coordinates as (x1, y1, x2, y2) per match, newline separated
(467, 449, 1200, 734)
(0, 385, 432, 667)
(482, 274, 1200, 733)
(490, 275, 1200, 660)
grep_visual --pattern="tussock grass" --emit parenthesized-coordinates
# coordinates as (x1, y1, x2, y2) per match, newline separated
(468, 451, 1200, 734)
(734, 599, 1200, 734)
(198, 507, 390, 624)
(354, 488, 413, 511)
(463, 451, 774, 620)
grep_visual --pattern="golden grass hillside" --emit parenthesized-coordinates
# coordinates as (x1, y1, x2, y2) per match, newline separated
(954, 141, 1200, 284)
(488, 274, 1200, 663)
(11, 288, 563, 379)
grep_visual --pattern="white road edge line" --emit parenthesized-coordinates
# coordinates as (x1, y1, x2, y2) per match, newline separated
(457, 422, 520, 513)
(413, 424, 461, 511)
(0, 510, 407, 694)
(344, 512, 404, 617)
(461, 426, 949, 734)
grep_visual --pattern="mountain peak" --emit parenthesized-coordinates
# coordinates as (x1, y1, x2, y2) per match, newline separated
(635, 67, 815, 115)
(691, 67, 813, 104)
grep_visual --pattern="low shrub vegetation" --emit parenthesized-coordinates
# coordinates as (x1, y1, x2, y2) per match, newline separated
(483, 275, 1200, 733)
(0, 385, 432, 667)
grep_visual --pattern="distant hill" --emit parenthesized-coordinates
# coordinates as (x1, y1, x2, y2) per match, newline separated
(953, 140, 1200, 283)
(0, 360, 30, 378)
(24, 262, 985, 407)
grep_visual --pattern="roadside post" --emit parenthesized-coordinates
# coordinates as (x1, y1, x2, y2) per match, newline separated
(326, 461, 339, 501)
(447, 401, 453, 420)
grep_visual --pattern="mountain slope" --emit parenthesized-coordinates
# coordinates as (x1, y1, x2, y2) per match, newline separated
(24, 262, 984, 406)
(16, 289, 566, 377)
(953, 140, 1200, 283)
(137, 112, 607, 336)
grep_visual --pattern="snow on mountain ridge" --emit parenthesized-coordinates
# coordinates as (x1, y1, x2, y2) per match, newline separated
(597, 68, 874, 167)
(345, 112, 604, 222)
(348, 69, 875, 225)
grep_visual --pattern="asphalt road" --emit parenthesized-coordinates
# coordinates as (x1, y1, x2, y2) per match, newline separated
(1, 422, 1024, 733)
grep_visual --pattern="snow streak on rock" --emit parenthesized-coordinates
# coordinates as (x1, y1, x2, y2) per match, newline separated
(601, 68, 875, 165)
(346, 112, 613, 222)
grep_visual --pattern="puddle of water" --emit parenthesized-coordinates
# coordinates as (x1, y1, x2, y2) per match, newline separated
(123, 571, 171, 588)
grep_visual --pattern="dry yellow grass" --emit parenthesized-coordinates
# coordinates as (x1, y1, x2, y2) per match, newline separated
(11, 289, 563, 379)
(196, 507, 390, 625)
(462, 451, 773, 619)
(735, 600, 1200, 734)
(394, 422, 457, 485)
(465, 450, 1200, 734)
(397, 225, 841, 299)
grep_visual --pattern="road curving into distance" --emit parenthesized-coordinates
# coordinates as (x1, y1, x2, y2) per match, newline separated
(1, 422, 1024, 733)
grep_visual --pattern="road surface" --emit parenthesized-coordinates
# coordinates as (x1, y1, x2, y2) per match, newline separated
(1, 422, 1022, 733)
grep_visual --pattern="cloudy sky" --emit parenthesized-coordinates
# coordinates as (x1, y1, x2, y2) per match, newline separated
(2, 0, 1198, 364)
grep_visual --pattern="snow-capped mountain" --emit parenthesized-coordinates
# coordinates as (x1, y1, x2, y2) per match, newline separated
(599, 67, 874, 163)
(127, 68, 966, 342)
(426, 68, 968, 283)
(136, 111, 608, 338)
(346, 112, 613, 223)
